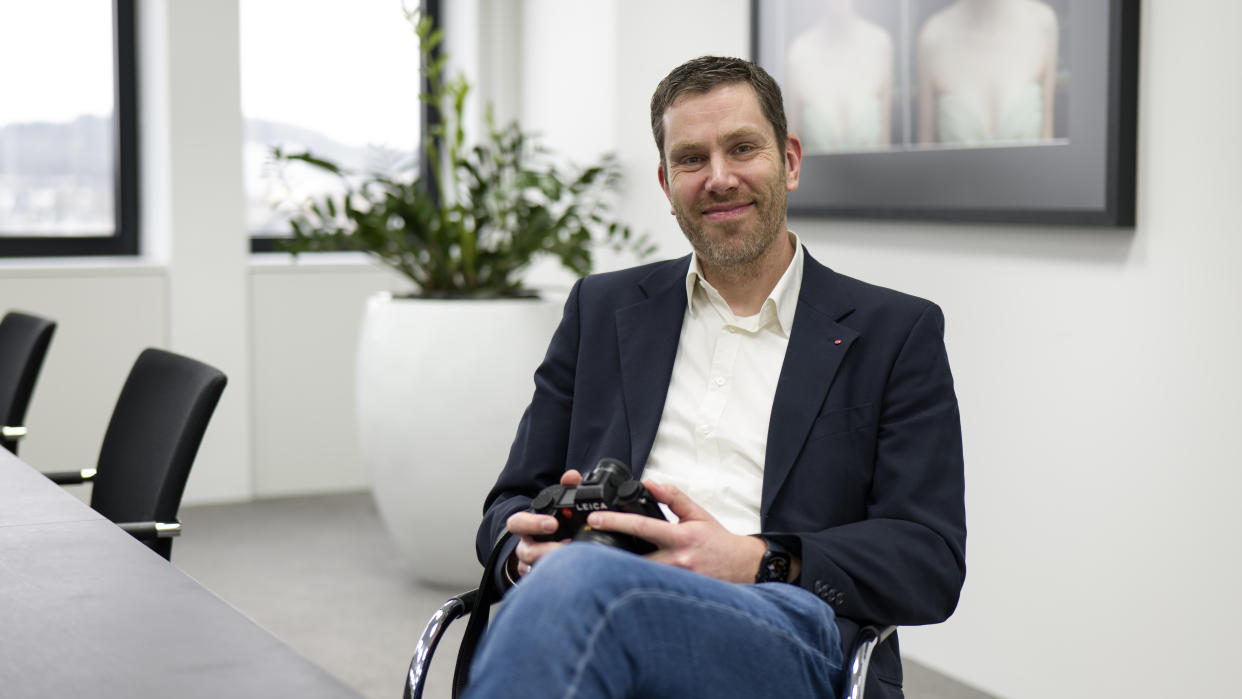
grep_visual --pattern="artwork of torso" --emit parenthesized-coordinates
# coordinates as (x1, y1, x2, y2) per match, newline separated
(917, 0, 1059, 146)
(797, 92, 886, 153)
(786, 3, 893, 154)
(936, 81, 1043, 145)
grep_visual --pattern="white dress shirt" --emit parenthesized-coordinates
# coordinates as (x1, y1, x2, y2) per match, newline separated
(642, 234, 804, 535)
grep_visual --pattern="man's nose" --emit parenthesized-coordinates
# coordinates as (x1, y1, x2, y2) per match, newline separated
(704, 155, 739, 193)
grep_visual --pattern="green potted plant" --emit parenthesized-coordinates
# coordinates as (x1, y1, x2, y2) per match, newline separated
(269, 9, 649, 585)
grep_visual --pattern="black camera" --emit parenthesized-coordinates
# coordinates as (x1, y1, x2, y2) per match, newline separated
(529, 458, 667, 554)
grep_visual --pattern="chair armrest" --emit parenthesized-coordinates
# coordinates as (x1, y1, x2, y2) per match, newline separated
(2, 425, 28, 440)
(116, 521, 182, 541)
(843, 624, 897, 699)
(405, 589, 479, 699)
(44, 468, 98, 485)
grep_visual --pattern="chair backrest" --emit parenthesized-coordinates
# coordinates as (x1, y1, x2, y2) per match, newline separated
(0, 311, 57, 454)
(90, 348, 227, 558)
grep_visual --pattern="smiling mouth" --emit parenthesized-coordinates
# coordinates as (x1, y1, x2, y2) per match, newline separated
(702, 202, 754, 221)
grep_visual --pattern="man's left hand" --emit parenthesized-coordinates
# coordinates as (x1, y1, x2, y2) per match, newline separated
(585, 481, 771, 583)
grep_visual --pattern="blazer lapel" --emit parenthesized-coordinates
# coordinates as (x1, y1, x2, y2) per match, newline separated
(615, 257, 690, 475)
(762, 253, 858, 519)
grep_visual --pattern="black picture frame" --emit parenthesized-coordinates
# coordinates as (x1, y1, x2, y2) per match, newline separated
(752, 0, 1139, 226)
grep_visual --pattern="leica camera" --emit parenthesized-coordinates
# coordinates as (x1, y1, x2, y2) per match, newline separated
(529, 458, 666, 554)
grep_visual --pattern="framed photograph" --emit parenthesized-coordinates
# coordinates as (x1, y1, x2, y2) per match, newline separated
(752, 0, 1139, 226)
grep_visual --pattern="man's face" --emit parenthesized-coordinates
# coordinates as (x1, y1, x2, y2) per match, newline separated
(658, 83, 801, 272)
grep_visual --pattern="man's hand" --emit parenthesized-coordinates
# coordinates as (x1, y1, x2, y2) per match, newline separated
(585, 481, 793, 584)
(505, 469, 582, 579)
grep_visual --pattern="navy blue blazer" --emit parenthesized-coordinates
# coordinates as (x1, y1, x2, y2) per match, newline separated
(477, 250, 966, 696)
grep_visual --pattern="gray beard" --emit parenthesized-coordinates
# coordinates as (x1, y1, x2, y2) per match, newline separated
(675, 185, 787, 275)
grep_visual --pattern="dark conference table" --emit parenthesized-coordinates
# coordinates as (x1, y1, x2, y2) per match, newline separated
(0, 448, 363, 698)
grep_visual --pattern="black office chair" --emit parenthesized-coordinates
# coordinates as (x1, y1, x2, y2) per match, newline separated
(44, 348, 227, 560)
(0, 311, 57, 455)
(405, 549, 897, 699)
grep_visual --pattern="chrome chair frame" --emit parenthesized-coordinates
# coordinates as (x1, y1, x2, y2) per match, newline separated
(844, 624, 898, 699)
(406, 590, 478, 698)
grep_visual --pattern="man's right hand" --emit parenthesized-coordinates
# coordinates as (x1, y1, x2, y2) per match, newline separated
(506, 469, 583, 579)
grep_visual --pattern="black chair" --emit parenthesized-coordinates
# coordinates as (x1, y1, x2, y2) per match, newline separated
(406, 567, 897, 699)
(45, 348, 227, 560)
(0, 311, 57, 455)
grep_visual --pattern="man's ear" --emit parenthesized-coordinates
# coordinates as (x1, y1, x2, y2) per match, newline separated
(784, 133, 803, 193)
(657, 161, 674, 213)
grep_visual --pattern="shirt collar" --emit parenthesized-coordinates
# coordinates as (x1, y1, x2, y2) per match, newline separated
(683, 231, 804, 336)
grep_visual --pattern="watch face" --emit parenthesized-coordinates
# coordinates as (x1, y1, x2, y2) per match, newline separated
(765, 556, 790, 580)
(759, 546, 791, 582)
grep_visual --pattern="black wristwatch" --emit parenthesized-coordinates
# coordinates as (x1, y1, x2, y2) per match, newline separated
(754, 536, 792, 583)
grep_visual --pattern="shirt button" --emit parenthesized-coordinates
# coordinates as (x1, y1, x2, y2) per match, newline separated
(713, 377, 726, 387)
(698, 424, 712, 436)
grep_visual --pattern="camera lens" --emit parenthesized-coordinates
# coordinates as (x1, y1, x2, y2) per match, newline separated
(585, 457, 632, 484)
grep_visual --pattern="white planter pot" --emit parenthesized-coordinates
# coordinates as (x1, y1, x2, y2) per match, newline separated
(357, 292, 563, 587)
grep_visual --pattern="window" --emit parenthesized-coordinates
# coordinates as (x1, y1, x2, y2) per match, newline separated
(241, 0, 425, 252)
(0, 0, 138, 257)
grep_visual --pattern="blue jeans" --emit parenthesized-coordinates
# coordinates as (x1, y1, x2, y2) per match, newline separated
(462, 543, 844, 699)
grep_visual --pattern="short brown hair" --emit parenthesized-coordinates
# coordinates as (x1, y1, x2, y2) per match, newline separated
(650, 56, 788, 167)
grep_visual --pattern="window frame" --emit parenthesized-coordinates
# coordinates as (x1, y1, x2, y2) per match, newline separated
(249, 0, 440, 253)
(0, 0, 139, 258)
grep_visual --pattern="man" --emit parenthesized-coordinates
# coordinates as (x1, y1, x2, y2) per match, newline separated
(463, 56, 965, 699)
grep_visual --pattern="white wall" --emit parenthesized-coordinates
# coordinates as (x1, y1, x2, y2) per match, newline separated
(249, 258, 406, 497)
(518, 1, 1242, 697)
(144, 0, 253, 501)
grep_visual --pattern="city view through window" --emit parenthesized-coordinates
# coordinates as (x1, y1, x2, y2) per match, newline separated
(0, 1, 115, 237)
(242, 0, 421, 237)
(0, 1, 421, 242)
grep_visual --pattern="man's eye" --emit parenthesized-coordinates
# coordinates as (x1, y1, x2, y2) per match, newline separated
(680, 155, 704, 165)
(735, 144, 755, 154)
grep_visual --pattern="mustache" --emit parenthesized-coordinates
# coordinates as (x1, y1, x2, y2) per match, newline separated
(696, 194, 755, 210)
(702, 192, 752, 203)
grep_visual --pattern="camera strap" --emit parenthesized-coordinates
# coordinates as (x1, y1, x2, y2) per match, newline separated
(451, 530, 514, 698)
